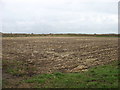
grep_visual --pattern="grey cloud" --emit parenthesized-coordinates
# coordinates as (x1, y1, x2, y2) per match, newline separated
(2, 0, 118, 34)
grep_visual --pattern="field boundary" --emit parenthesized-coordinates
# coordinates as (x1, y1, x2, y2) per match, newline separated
(1, 33, 120, 37)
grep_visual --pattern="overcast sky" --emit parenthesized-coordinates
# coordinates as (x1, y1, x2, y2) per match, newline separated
(1, 0, 119, 34)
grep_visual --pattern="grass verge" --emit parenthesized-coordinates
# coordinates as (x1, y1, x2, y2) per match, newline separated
(24, 60, 119, 88)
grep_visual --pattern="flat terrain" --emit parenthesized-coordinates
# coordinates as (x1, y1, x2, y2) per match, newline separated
(2, 37, 118, 88)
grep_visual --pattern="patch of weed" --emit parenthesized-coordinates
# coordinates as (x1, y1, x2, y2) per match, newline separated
(24, 60, 118, 88)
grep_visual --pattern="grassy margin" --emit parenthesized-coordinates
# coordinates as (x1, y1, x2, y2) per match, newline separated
(23, 60, 118, 88)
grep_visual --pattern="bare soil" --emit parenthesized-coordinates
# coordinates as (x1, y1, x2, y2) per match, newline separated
(2, 36, 118, 88)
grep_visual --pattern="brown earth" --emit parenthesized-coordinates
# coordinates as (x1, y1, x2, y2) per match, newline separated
(2, 36, 118, 88)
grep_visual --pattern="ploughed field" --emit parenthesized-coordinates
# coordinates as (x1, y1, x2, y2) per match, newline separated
(3, 37, 118, 75)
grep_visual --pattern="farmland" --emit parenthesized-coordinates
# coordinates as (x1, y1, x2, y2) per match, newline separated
(2, 36, 119, 88)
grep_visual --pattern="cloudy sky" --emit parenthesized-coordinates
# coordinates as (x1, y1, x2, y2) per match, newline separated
(1, 0, 119, 34)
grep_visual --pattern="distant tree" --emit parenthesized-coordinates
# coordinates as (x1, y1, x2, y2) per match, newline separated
(94, 33, 96, 36)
